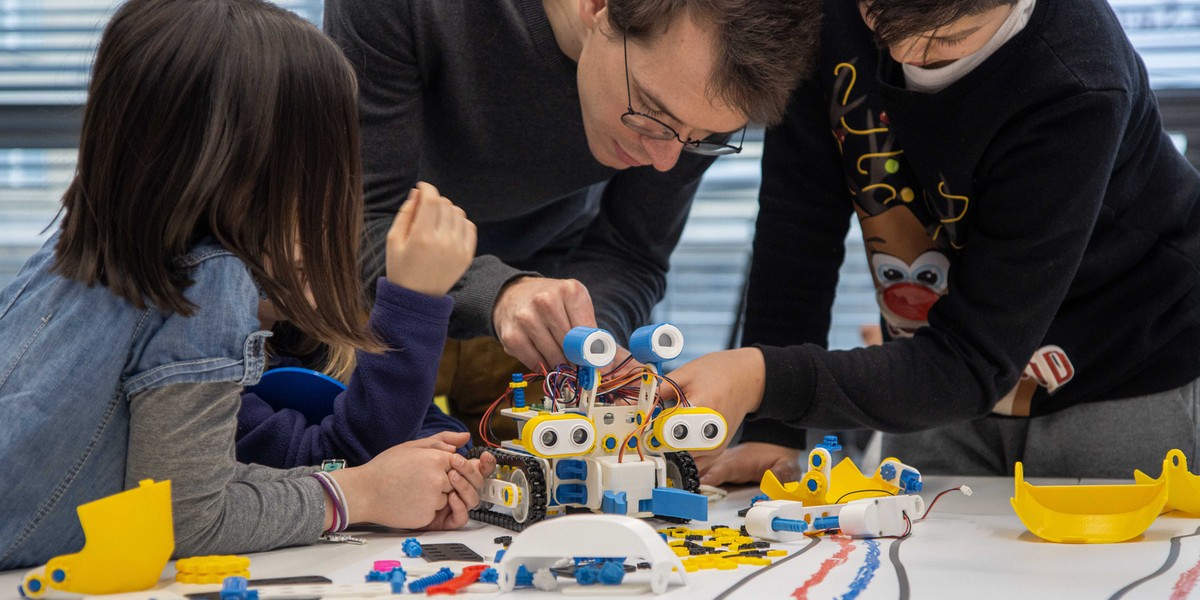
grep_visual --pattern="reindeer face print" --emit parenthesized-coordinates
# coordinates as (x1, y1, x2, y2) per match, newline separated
(859, 204, 950, 338)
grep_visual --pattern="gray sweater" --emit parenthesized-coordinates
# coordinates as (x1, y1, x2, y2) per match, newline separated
(325, 0, 715, 342)
(127, 383, 326, 556)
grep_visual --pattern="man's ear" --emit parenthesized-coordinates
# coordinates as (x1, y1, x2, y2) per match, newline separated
(577, 0, 608, 30)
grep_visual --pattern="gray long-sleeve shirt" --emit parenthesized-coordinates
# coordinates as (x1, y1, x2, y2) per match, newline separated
(325, 0, 715, 342)
(127, 382, 326, 556)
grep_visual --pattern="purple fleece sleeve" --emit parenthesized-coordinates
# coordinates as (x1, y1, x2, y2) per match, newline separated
(236, 278, 465, 468)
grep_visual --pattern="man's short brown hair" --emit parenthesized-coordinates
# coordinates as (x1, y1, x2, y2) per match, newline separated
(608, 0, 822, 126)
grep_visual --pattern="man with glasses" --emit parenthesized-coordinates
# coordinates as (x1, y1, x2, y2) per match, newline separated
(322, 0, 819, 440)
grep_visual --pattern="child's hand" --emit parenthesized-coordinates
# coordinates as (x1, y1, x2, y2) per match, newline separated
(386, 181, 477, 297)
(330, 433, 496, 531)
(421, 450, 497, 531)
(334, 439, 462, 530)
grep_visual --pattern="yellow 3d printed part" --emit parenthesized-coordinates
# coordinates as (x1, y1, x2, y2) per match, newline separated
(1010, 462, 1166, 543)
(1133, 449, 1200, 515)
(761, 453, 922, 506)
(174, 555, 251, 584)
(21, 479, 174, 598)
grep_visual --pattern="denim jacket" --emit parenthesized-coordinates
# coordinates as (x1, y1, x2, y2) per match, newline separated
(0, 233, 268, 570)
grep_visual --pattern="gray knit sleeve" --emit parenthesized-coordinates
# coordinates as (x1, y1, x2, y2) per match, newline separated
(126, 382, 327, 557)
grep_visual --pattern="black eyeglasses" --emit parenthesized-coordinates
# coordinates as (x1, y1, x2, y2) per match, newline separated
(621, 34, 745, 156)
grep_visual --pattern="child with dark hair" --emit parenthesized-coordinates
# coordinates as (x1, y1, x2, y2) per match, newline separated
(674, 0, 1200, 482)
(0, 0, 492, 570)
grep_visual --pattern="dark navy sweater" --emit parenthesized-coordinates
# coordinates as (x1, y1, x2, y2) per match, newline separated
(742, 0, 1200, 445)
(237, 278, 466, 468)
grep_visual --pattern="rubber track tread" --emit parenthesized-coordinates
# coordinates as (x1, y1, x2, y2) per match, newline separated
(657, 451, 701, 523)
(469, 447, 548, 532)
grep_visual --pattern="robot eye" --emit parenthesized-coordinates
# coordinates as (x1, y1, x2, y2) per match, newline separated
(672, 423, 689, 440)
(541, 430, 558, 447)
(702, 422, 720, 440)
(571, 426, 590, 445)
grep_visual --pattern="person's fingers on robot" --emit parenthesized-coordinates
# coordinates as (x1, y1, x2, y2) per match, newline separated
(443, 491, 470, 528)
(477, 450, 497, 477)
(450, 454, 485, 491)
(449, 465, 482, 509)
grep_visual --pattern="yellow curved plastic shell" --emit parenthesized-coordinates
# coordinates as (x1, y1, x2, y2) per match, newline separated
(1133, 449, 1200, 515)
(1010, 462, 1166, 544)
(23, 479, 174, 597)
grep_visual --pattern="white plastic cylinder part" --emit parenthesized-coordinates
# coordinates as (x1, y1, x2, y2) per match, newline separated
(744, 500, 812, 543)
(562, 327, 618, 368)
(835, 501, 881, 537)
(630, 323, 685, 363)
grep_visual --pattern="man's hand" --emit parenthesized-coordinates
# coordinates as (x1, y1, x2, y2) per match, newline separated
(661, 348, 767, 441)
(492, 276, 597, 369)
(694, 442, 802, 486)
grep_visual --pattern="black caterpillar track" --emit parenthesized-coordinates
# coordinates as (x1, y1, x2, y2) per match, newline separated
(469, 447, 548, 532)
(656, 451, 701, 523)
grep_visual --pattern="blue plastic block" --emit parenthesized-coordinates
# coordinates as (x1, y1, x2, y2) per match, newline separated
(651, 487, 707, 521)
(577, 366, 595, 390)
(816, 435, 842, 452)
(899, 470, 923, 493)
(494, 549, 506, 563)
(511, 373, 526, 408)
(601, 491, 628, 515)
(575, 565, 599, 585)
(556, 460, 588, 480)
(772, 517, 809, 533)
(515, 565, 534, 587)
(388, 568, 407, 593)
(813, 515, 840, 530)
(556, 483, 588, 505)
(220, 577, 258, 600)
(598, 561, 626, 585)
(750, 493, 769, 506)
(479, 568, 499, 583)
(402, 537, 423, 558)
(638, 498, 653, 513)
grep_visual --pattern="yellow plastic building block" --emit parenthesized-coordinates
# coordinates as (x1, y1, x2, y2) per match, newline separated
(175, 555, 251, 584)
(21, 479, 174, 597)
(1010, 462, 1167, 543)
(1133, 449, 1200, 515)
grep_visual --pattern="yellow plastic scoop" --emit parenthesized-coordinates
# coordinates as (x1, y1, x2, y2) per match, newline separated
(1010, 462, 1166, 543)
(22, 479, 174, 597)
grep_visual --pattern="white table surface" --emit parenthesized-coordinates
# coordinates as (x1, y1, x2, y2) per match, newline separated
(5, 475, 1200, 599)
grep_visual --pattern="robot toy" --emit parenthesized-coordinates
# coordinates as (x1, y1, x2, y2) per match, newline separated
(469, 324, 726, 531)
